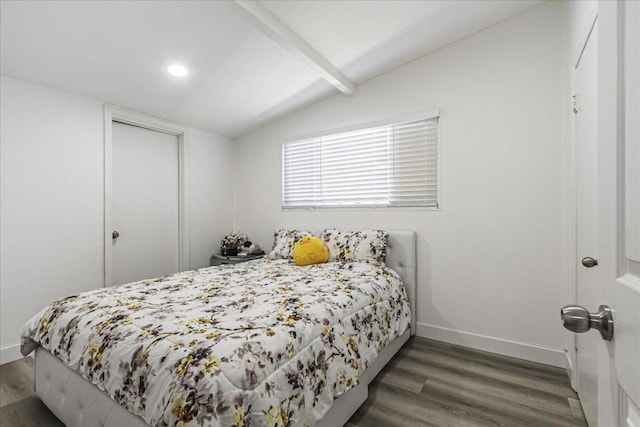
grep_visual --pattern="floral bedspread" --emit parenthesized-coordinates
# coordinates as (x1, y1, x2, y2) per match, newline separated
(19, 259, 411, 427)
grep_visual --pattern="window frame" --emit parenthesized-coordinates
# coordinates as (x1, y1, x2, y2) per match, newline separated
(281, 110, 441, 211)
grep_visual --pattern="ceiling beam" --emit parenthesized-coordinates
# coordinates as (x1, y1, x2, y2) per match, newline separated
(234, 0, 356, 96)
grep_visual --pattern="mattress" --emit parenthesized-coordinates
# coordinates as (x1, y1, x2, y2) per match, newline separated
(20, 258, 411, 426)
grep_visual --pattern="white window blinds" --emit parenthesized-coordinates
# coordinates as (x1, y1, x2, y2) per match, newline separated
(282, 115, 439, 208)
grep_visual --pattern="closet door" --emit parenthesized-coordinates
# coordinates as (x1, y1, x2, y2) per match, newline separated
(111, 121, 180, 286)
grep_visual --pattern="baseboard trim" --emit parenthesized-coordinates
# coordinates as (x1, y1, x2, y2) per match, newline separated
(565, 350, 577, 391)
(416, 322, 566, 368)
(0, 343, 23, 365)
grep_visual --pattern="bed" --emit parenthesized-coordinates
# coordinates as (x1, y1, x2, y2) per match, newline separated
(19, 230, 416, 427)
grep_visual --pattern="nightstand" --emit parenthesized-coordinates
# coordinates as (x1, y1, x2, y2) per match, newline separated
(210, 254, 264, 266)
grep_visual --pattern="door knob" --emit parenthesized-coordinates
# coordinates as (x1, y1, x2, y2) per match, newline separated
(581, 257, 598, 268)
(112, 230, 120, 239)
(560, 304, 613, 341)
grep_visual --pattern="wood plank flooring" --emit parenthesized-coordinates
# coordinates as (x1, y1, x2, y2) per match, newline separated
(349, 337, 586, 427)
(0, 337, 586, 426)
(0, 356, 62, 426)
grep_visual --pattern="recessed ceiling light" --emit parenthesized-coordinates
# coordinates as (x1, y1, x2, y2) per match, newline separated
(167, 65, 188, 77)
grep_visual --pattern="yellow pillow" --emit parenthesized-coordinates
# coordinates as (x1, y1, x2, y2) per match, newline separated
(292, 235, 329, 266)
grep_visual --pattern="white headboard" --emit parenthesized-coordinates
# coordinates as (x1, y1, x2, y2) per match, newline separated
(385, 230, 417, 335)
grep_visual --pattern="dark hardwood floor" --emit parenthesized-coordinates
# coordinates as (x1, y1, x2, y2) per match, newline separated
(0, 337, 586, 427)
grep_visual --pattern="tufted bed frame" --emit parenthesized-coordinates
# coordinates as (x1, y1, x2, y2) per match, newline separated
(34, 230, 417, 427)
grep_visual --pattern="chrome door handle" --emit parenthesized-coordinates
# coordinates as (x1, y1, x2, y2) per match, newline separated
(581, 257, 598, 268)
(560, 304, 613, 341)
(112, 230, 120, 239)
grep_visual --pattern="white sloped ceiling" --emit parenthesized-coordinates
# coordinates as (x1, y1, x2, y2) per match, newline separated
(0, 0, 541, 138)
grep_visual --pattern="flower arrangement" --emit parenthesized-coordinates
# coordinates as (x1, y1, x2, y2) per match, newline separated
(220, 231, 244, 256)
(220, 230, 264, 257)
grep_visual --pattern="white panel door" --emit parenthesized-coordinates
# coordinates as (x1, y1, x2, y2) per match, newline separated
(611, 1, 640, 423)
(572, 2, 640, 425)
(112, 121, 180, 286)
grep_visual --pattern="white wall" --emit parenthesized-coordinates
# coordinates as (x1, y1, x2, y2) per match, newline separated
(187, 127, 234, 269)
(0, 76, 234, 363)
(234, 2, 568, 366)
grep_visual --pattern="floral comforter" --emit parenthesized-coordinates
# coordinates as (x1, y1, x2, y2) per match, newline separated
(19, 258, 411, 427)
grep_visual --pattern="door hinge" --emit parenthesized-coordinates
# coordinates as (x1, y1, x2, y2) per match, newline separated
(572, 95, 578, 114)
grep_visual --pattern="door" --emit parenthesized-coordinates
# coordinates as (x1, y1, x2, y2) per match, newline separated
(111, 121, 180, 286)
(572, 1, 640, 426)
(609, 1, 640, 423)
(574, 16, 599, 425)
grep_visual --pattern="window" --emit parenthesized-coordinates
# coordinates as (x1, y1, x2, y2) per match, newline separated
(282, 114, 439, 208)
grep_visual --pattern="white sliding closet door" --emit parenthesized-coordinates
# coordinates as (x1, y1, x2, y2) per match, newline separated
(111, 121, 180, 286)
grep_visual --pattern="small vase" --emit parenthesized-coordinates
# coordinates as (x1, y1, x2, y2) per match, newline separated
(221, 247, 238, 256)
